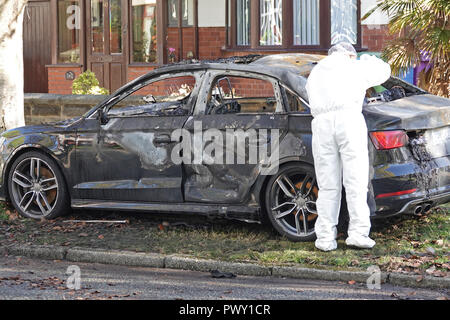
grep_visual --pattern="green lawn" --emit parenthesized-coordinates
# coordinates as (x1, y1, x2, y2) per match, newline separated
(0, 202, 448, 276)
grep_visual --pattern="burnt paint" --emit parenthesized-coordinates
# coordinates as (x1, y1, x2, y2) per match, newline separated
(363, 94, 450, 131)
(73, 115, 188, 202)
(0, 119, 79, 199)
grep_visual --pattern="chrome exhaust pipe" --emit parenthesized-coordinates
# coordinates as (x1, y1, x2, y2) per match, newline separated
(414, 206, 423, 215)
(423, 203, 432, 213)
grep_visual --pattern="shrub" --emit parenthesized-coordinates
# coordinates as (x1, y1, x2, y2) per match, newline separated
(72, 70, 109, 95)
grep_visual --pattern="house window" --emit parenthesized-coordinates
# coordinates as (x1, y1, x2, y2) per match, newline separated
(260, 0, 283, 46)
(228, 0, 361, 50)
(110, 0, 122, 53)
(236, 0, 250, 46)
(132, 0, 157, 63)
(330, 0, 357, 44)
(91, 0, 104, 53)
(293, 0, 320, 46)
(57, 0, 80, 63)
(168, 0, 193, 27)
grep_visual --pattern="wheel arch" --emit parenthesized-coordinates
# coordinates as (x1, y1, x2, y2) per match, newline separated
(3, 145, 68, 202)
(252, 157, 315, 215)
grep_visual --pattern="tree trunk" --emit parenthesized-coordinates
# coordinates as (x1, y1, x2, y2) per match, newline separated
(0, 0, 27, 132)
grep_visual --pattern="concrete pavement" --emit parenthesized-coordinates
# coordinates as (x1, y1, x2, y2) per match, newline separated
(0, 255, 447, 300)
(1, 244, 449, 294)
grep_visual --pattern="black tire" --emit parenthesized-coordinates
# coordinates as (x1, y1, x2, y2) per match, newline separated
(264, 163, 319, 242)
(7, 151, 69, 220)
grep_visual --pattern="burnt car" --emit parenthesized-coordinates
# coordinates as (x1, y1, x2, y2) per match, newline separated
(0, 54, 449, 241)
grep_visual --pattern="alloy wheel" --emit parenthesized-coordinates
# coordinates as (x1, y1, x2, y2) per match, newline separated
(269, 167, 318, 240)
(10, 157, 59, 218)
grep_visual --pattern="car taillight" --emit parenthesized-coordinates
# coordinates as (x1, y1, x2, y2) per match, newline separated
(369, 130, 408, 150)
(375, 188, 417, 199)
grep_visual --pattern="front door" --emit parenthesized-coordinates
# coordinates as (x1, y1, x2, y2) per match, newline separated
(86, 0, 128, 93)
(73, 72, 201, 203)
(23, 1, 51, 93)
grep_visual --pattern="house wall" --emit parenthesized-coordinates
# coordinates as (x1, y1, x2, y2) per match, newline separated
(47, 65, 83, 94)
(360, 0, 392, 52)
(47, 0, 392, 95)
(198, 0, 226, 27)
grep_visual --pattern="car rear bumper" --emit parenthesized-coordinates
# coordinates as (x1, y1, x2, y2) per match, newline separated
(396, 190, 450, 214)
(373, 189, 450, 218)
(372, 155, 450, 218)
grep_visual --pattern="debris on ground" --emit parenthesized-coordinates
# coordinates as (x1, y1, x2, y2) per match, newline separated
(210, 270, 237, 279)
(64, 220, 129, 224)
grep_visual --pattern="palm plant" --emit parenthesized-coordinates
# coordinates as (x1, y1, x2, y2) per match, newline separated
(362, 0, 449, 97)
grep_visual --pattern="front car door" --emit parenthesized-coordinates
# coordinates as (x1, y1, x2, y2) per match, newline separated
(73, 71, 204, 202)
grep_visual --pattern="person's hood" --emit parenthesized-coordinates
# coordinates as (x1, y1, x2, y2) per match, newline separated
(316, 53, 352, 70)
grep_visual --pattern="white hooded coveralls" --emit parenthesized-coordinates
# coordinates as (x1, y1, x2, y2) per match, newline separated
(306, 49, 391, 251)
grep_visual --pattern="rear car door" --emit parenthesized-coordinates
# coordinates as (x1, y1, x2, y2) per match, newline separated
(181, 70, 288, 204)
(73, 72, 203, 202)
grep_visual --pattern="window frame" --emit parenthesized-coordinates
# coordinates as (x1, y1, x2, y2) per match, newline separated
(99, 70, 205, 118)
(51, 0, 85, 66)
(232, 0, 251, 48)
(196, 70, 284, 116)
(280, 84, 311, 115)
(129, 0, 159, 65)
(226, 0, 362, 52)
(167, 0, 193, 27)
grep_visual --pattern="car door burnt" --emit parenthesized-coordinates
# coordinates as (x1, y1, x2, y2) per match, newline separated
(182, 71, 289, 204)
(73, 72, 203, 202)
(74, 114, 189, 202)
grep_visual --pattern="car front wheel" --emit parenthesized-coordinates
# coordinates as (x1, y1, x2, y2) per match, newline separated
(265, 163, 319, 242)
(8, 151, 69, 219)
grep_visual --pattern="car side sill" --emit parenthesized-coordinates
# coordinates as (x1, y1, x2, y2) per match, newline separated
(71, 199, 261, 223)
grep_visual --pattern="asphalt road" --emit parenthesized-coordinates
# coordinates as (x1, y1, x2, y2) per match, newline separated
(0, 255, 447, 300)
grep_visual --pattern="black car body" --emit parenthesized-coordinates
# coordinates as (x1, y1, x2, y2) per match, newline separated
(1, 54, 449, 241)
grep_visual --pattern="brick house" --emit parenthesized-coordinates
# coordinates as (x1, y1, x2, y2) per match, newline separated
(23, 0, 392, 95)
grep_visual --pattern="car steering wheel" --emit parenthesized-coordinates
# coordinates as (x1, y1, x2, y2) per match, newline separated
(210, 100, 241, 114)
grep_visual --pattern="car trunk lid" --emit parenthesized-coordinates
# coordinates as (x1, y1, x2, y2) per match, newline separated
(363, 94, 450, 131)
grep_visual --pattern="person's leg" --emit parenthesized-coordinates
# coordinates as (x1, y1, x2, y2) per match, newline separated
(312, 114, 342, 251)
(336, 112, 375, 248)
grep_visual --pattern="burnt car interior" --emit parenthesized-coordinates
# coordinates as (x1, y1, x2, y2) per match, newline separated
(206, 76, 277, 115)
(282, 86, 310, 113)
(105, 74, 198, 118)
(364, 77, 427, 105)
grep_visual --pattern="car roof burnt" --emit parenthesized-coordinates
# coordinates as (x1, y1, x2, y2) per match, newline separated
(146, 53, 325, 100)
(102, 53, 325, 111)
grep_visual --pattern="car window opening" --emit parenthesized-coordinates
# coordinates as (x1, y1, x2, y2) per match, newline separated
(206, 75, 277, 115)
(364, 77, 427, 105)
(108, 75, 197, 117)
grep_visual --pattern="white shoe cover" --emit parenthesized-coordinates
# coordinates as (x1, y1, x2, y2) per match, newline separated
(315, 239, 338, 252)
(345, 236, 376, 249)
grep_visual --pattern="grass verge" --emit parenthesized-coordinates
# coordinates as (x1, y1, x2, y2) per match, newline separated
(0, 202, 448, 276)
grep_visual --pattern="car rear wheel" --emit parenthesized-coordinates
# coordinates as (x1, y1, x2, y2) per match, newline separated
(264, 164, 318, 242)
(8, 151, 69, 219)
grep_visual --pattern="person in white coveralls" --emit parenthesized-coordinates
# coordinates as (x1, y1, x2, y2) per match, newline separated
(306, 42, 391, 251)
